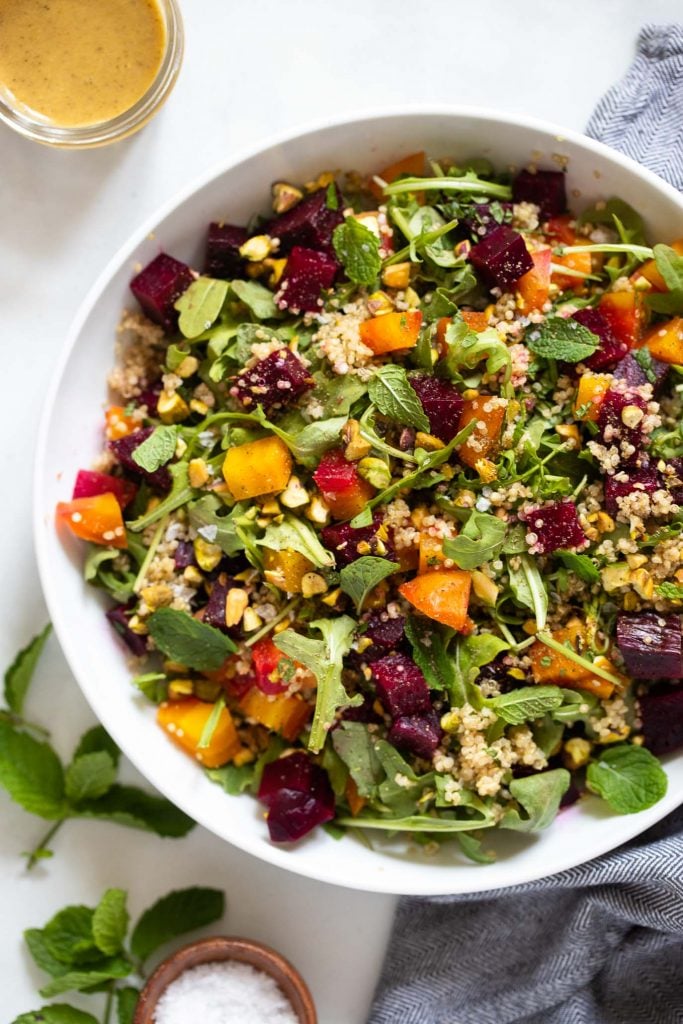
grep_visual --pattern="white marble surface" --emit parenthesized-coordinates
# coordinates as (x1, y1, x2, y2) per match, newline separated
(1, 2, 680, 1019)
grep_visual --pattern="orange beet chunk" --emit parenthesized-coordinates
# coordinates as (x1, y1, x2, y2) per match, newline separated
(105, 405, 138, 440)
(399, 569, 472, 631)
(599, 291, 645, 348)
(528, 621, 614, 700)
(551, 249, 592, 293)
(633, 239, 683, 291)
(456, 396, 507, 468)
(573, 373, 612, 421)
(360, 311, 422, 354)
(461, 310, 490, 333)
(157, 697, 242, 768)
(369, 151, 426, 200)
(56, 493, 127, 549)
(517, 247, 551, 313)
(239, 688, 311, 742)
(641, 317, 683, 365)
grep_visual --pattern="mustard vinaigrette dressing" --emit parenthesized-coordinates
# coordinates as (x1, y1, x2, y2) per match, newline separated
(0, 0, 166, 127)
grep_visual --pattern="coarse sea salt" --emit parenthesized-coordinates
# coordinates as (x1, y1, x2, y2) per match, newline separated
(153, 960, 299, 1024)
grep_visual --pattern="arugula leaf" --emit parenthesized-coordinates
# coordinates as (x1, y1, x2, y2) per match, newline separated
(206, 761, 255, 795)
(92, 889, 128, 956)
(383, 173, 512, 200)
(230, 279, 279, 320)
(646, 243, 683, 314)
(188, 496, 250, 557)
(40, 958, 132, 998)
(442, 511, 506, 570)
(65, 752, 117, 804)
(451, 633, 509, 705)
(130, 887, 225, 964)
(507, 553, 548, 629)
(208, 323, 281, 382)
(175, 277, 229, 339)
(532, 715, 564, 758)
(339, 556, 398, 613)
(128, 462, 192, 533)
(131, 426, 177, 473)
(367, 365, 429, 432)
(407, 206, 459, 267)
(557, 550, 600, 583)
(252, 406, 347, 468)
(443, 317, 512, 380)
(404, 616, 455, 692)
(132, 672, 168, 704)
(338, 811, 495, 832)
(332, 217, 381, 285)
(4, 625, 51, 716)
(578, 197, 647, 246)
(374, 741, 436, 817)
(331, 722, 383, 798)
(488, 685, 563, 725)
(74, 784, 194, 838)
(500, 768, 570, 832)
(551, 689, 600, 725)
(116, 987, 140, 1024)
(165, 342, 191, 371)
(13, 1006, 100, 1024)
(586, 744, 667, 813)
(42, 906, 98, 966)
(274, 617, 360, 752)
(309, 371, 366, 418)
(147, 608, 236, 670)
(83, 547, 135, 603)
(456, 831, 496, 864)
(655, 582, 683, 600)
(258, 514, 334, 569)
(525, 317, 599, 363)
(0, 720, 65, 818)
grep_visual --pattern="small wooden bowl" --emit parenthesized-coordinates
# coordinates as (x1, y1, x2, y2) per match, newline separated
(133, 935, 317, 1024)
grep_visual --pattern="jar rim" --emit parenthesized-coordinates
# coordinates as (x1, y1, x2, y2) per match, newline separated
(0, 0, 184, 148)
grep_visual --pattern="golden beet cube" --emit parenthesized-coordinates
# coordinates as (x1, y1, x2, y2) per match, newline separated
(222, 436, 292, 499)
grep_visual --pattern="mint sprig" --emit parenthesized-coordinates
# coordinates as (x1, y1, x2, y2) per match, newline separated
(525, 317, 599, 363)
(587, 744, 668, 814)
(332, 216, 382, 285)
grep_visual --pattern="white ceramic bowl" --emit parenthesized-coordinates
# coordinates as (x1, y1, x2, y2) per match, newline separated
(35, 108, 683, 895)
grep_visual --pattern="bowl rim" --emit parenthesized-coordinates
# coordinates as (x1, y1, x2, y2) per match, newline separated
(34, 104, 683, 895)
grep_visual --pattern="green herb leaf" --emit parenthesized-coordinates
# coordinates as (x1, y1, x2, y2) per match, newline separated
(132, 672, 168, 704)
(40, 958, 132, 998)
(72, 726, 120, 769)
(4, 625, 51, 716)
(449, 633, 510, 706)
(551, 689, 600, 725)
(443, 317, 512, 380)
(331, 722, 383, 798)
(231, 279, 279, 320)
(404, 617, 455, 692)
(175, 277, 229, 339)
(129, 461, 192, 532)
(274, 617, 360, 752)
(339, 556, 399, 613)
(24, 928, 70, 978)
(188, 496, 251, 557)
(325, 181, 339, 210)
(655, 582, 683, 599)
(65, 752, 117, 804)
(332, 217, 381, 285)
(374, 741, 436, 818)
(206, 761, 255, 795)
(337, 812, 495, 833)
(258, 514, 334, 569)
(456, 831, 496, 864)
(383, 173, 512, 200)
(147, 608, 236, 670)
(443, 511, 506, 570)
(116, 987, 140, 1024)
(525, 317, 599, 363)
(41, 906, 98, 966)
(586, 744, 667, 813)
(646, 243, 683, 314)
(489, 685, 563, 725)
(130, 887, 225, 964)
(92, 888, 129, 956)
(197, 695, 226, 750)
(507, 553, 548, 629)
(309, 372, 366, 418)
(367, 365, 430, 432)
(13, 1005, 101, 1024)
(73, 784, 195, 838)
(578, 197, 647, 246)
(131, 425, 177, 474)
(0, 720, 65, 819)
(165, 342, 191, 371)
(556, 550, 600, 583)
(83, 547, 136, 603)
(501, 768, 570, 832)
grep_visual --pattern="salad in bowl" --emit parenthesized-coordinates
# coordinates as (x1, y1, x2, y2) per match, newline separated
(55, 148, 683, 858)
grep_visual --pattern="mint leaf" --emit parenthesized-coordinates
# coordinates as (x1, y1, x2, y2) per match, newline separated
(147, 608, 236, 670)
(65, 752, 117, 804)
(230, 279, 279, 320)
(587, 744, 667, 813)
(525, 317, 599, 363)
(655, 582, 683, 600)
(25, 928, 69, 977)
(92, 888, 128, 956)
(556, 550, 600, 583)
(507, 553, 548, 629)
(258, 514, 334, 569)
(72, 726, 120, 769)
(13, 1005, 100, 1024)
(489, 685, 563, 725)
(116, 987, 140, 1024)
(404, 617, 455, 692)
(0, 720, 65, 818)
(42, 906, 98, 967)
(4, 625, 51, 716)
(332, 217, 381, 285)
(131, 425, 177, 473)
(175, 277, 229, 339)
(331, 722, 383, 798)
(501, 768, 570, 832)
(442, 511, 506, 570)
(339, 556, 398, 613)
(40, 958, 132, 998)
(368, 365, 430, 432)
(274, 616, 361, 752)
(130, 887, 225, 964)
(73, 784, 194, 837)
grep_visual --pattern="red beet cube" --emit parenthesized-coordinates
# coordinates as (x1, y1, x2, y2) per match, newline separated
(230, 349, 312, 411)
(597, 388, 648, 453)
(277, 246, 338, 313)
(372, 653, 432, 717)
(205, 222, 247, 279)
(106, 605, 148, 658)
(388, 710, 442, 759)
(173, 540, 197, 570)
(266, 185, 344, 254)
(572, 308, 629, 370)
(130, 253, 194, 333)
(525, 499, 587, 554)
(613, 352, 669, 391)
(409, 375, 465, 443)
(258, 752, 335, 842)
(109, 428, 171, 492)
(639, 687, 683, 755)
(321, 513, 388, 567)
(73, 469, 137, 510)
(202, 579, 233, 634)
(616, 613, 682, 680)
(364, 614, 405, 649)
(604, 465, 660, 514)
(468, 226, 533, 291)
(313, 449, 359, 495)
(512, 169, 567, 218)
(251, 638, 289, 695)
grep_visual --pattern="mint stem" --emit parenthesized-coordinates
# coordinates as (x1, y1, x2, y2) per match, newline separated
(25, 819, 64, 870)
(103, 983, 114, 1024)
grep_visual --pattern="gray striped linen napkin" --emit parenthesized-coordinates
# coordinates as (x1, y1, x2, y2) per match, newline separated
(368, 25, 683, 1024)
